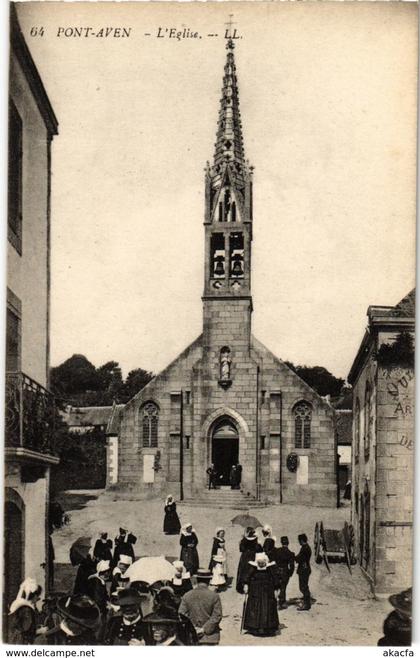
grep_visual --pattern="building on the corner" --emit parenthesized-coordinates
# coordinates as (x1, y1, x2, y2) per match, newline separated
(348, 289, 415, 594)
(113, 39, 337, 507)
(4, 4, 59, 630)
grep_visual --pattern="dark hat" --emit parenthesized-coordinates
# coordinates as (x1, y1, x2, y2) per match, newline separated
(281, 536, 289, 545)
(298, 533, 308, 543)
(143, 607, 179, 625)
(130, 580, 151, 596)
(100, 532, 108, 539)
(117, 587, 142, 608)
(196, 569, 212, 581)
(57, 595, 100, 629)
(389, 588, 412, 617)
(119, 528, 127, 535)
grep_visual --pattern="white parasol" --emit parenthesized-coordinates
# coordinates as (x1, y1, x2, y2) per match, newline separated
(125, 556, 175, 586)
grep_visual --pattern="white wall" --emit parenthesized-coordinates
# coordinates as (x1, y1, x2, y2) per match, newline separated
(8, 53, 49, 388)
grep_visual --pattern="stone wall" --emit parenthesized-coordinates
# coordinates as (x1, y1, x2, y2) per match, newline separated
(374, 361, 414, 593)
(351, 330, 414, 593)
(351, 345, 377, 584)
(252, 338, 337, 507)
(115, 328, 337, 507)
(116, 336, 203, 498)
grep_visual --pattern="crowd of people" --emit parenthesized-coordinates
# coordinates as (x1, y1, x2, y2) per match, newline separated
(6, 497, 412, 646)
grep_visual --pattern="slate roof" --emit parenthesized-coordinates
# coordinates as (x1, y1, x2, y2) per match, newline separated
(61, 405, 124, 431)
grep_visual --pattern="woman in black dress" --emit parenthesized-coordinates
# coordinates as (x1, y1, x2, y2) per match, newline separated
(179, 524, 199, 575)
(170, 561, 193, 608)
(163, 495, 181, 535)
(236, 527, 262, 594)
(261, 525, 276, 554)
(93, 532, 113, 562)
(243, 553, 279, 636)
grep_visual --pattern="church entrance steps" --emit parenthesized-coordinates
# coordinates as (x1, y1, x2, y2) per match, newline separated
(179, 489, 268, 509)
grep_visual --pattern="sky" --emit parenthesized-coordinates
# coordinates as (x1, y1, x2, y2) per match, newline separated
(15, 1, 417, 380)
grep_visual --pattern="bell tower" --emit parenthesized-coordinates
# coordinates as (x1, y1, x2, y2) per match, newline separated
(203, 37, 253, 353)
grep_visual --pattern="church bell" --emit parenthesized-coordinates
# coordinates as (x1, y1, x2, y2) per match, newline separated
(231, 254, 244, 276)
(214, 256, 225, 276)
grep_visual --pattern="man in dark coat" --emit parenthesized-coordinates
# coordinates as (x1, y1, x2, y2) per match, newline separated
(206, 464, 217, 489)
(34, 595, 100, 645)
(236, 463, 243, 487)
(275, 536, 295, 609)
(295, 533, 312, 611)
(243, 553, 279, 636)
(179, 569, 222, 645)
(230, 465, 237, 489)
(142, 611, 185, 646)
(377, 588, 412, 646)
(104, 588, 144, 645)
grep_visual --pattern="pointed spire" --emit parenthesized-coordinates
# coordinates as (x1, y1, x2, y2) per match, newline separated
(212, 36, 246, 187)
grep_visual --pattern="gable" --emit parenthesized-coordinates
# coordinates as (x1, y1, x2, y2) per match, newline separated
(124, 334, 203, 409)
(251, 335, 334, 410)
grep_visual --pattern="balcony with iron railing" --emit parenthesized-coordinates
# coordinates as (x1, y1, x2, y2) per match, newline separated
(5, 372, 58, 464)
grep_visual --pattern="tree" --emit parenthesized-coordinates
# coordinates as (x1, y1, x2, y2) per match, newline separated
(376, 331, 415, 369)
(50, 356, 154, 406)
(285, 361, 344, 398)
(122, 368, 154, 401)
(50, 354, 100, 399)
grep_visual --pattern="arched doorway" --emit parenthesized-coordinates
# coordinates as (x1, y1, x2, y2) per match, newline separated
(3, 492, 25, 641)
(211, 417, 239, 486)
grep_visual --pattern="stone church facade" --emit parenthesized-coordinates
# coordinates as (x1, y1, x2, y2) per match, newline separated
(114, 40, 337, 506)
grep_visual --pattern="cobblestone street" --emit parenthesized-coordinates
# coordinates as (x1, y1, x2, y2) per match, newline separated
(52, 490, 390, 645)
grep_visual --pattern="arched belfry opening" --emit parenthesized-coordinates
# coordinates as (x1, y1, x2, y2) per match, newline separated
(210, 416, 239, 486)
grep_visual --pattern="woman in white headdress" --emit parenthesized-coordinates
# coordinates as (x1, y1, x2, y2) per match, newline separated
(163, 495, 181, 535)
(208, 528, 228, 577)
(261, 525, 276, 554)
(243, 552, 279, 637)
(179, 523, 199, 575)
(171, 560, 193, 607)
(8, 578, 45, 644)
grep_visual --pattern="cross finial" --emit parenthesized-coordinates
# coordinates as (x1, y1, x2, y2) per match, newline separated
(225, 14, 235, 50)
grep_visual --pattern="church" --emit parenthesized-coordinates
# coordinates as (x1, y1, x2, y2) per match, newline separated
(113, 39, 337, 506)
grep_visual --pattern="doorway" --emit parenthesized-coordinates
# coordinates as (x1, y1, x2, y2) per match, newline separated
(211, 417, 239, 486)
(4, 497, 24, 641)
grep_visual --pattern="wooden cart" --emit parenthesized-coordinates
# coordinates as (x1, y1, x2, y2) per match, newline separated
(313, 521, 356, 573)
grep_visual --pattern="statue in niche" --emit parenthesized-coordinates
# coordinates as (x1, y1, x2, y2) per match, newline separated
(220, 347, 232, 381)
(223, 188, 232, 221)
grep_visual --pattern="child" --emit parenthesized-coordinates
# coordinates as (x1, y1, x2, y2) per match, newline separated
(210, 554, 226, 591)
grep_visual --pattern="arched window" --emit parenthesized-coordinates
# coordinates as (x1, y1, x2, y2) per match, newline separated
(364, 384, 371, 458)
(354, 398, 360, 462)
(141, 402, 159, 448)
(294, 401, 312, 448)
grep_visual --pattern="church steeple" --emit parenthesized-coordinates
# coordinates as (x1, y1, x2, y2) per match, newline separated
(212, 39, 246, 187)
(203, 37, 253, 303)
